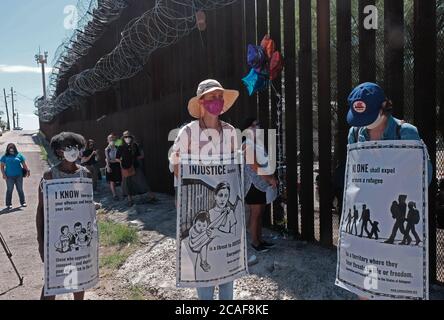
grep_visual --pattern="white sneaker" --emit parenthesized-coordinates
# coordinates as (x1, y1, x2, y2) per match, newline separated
(248, 255, 258, 267)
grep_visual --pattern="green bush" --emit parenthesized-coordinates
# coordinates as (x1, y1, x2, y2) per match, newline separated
(99, 220, 138, 246)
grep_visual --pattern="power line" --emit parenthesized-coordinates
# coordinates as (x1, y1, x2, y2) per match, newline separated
(14, 92, 35, 102)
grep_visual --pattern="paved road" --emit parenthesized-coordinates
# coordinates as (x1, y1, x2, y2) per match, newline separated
(0, 130, 45, 299)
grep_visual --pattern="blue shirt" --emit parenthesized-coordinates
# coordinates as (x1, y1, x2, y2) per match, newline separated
(1, 153, 26, 177)
(347, 116, 433, 185)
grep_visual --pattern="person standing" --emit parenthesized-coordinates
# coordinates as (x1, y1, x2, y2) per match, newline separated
(36, 132, 91, 300)
(345, 82, 432, 299)
(1, 143, 30, 210)
(116, 131, 157, 206)
(81, 139, 99, 192)
(170, 79, 240, 300)
(104, 134, 122, 200)
(242, 118, 277, 253)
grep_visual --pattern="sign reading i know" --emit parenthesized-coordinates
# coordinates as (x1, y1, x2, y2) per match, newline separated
(43, 177, 99, 296)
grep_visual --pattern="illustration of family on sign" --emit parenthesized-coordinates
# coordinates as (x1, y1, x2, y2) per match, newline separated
(187, 182, 238, 274)
(344, 195, 421, 246)
(54, 221, 94, 253)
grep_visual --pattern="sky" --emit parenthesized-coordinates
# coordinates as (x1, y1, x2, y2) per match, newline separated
(0, 0, 76, 130)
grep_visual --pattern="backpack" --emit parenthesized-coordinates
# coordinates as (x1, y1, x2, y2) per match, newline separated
(411, 209, 420, 224)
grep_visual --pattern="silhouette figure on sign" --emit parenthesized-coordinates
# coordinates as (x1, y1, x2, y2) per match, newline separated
(368, 221, 380, 240)
(400, 201, 421, 246)
(359, 204, 371, 238)
(345, 209, 353, 233)
(384, 195, 407, 244)
(351, 205, 359, 236)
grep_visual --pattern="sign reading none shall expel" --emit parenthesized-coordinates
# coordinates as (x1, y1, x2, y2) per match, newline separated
(336, 140, 429, 300)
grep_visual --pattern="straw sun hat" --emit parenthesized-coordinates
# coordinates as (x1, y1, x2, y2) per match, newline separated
(187, 79, 239, 118)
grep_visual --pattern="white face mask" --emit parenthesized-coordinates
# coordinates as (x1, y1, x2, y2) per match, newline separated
(63, 147, 80, 163)
(124, 138, 132, 144)
(9, 149, 15, 154)
(366, 113, 385, 130)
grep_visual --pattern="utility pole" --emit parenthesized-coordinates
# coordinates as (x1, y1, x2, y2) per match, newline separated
(10, 88, 16, 129)
(35, 49, 48, 100)
(16, 112, 19, 128)
(3, 89, 10, 131)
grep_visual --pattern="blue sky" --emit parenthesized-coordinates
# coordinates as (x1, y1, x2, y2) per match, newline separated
(0, 0, 75, 130)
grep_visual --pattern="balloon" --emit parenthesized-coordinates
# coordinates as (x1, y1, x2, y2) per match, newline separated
(269, 51, 284, 80)
(242, 69, 270, 96)
(247, 44, 266, 70)
(260, 34, 275, 60)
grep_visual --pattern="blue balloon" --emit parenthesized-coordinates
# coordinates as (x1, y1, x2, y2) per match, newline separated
(242, 69, 270, 96)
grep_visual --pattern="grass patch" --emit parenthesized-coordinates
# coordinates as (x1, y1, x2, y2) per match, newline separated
(128, 285, 146, 300)
(39, 145, 48, 161)
(100, 251, 131, 269)
(99, 220, 139, 246)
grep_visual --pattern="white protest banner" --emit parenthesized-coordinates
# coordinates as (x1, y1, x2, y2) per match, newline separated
(176, 153, 248, 288)
(336, 140, 429, 300)
(43, 177, 99, 296)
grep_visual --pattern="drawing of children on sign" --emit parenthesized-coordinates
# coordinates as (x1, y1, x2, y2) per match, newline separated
(54, 226, 74, 253)
(71, 222, 83, 250)
(368, 221, 380, 240)
(77, 228, 90, 248)
(188, 211, 212, 272)
(401, 201, 421, 246)
(55, 221, 94, 253)
(208, 182, 237, 238)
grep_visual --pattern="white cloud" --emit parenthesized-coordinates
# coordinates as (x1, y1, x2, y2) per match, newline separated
(0, 65, 53, 74)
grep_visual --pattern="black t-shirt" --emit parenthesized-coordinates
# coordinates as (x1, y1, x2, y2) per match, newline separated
(116, 143, 141, 169)
(81, 149, 98, 166)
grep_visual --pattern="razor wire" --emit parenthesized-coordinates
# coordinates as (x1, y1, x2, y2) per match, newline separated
(38, 0, 238, 122)
(47, 0, 128, 98)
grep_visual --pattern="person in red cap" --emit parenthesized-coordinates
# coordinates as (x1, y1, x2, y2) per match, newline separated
(345, 82, 432, 300)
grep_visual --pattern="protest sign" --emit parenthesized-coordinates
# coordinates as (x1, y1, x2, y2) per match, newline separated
(43, 177, 99, 296)
(336, 140, 429, 300)
(176, 153, 248, 288)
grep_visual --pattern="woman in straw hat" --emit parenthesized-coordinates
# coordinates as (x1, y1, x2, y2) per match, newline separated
(170, 79, 240, 300)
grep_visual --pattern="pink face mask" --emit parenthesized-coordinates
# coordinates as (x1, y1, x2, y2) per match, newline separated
(203, 98, 224, 116)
